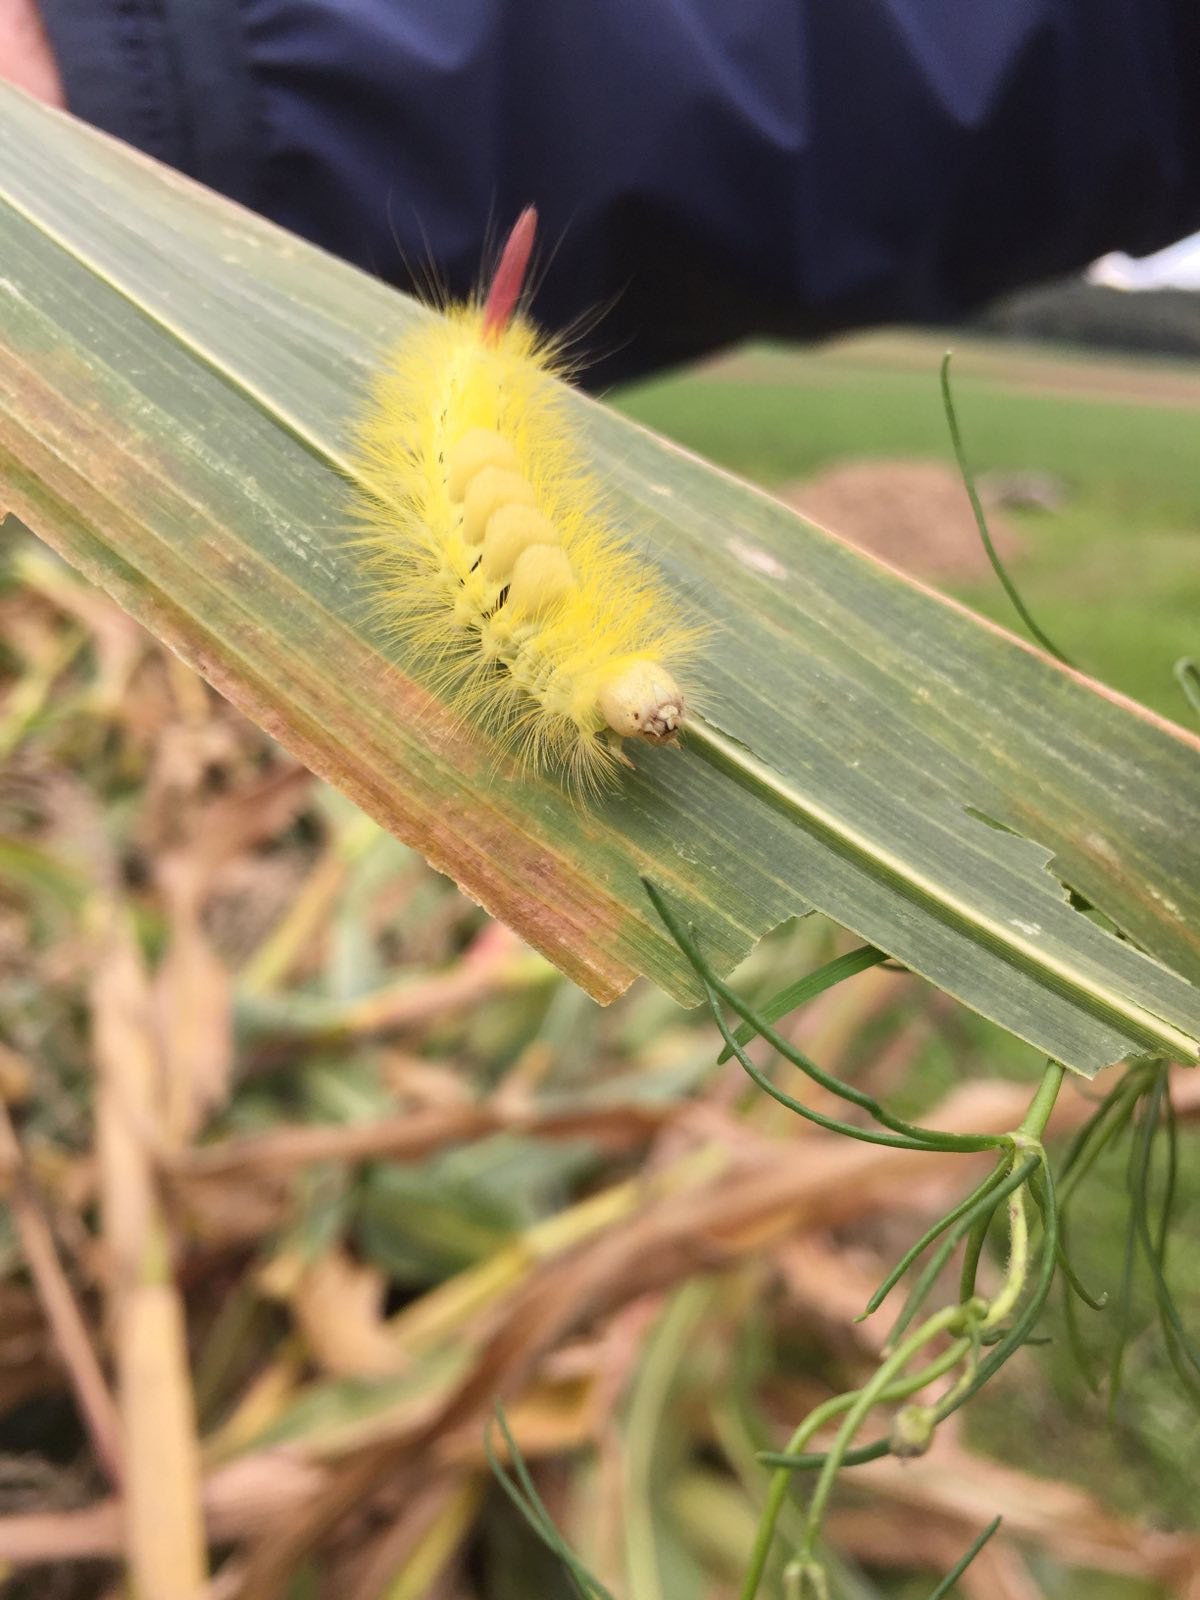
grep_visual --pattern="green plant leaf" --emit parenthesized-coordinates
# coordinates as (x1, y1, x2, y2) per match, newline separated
(0, 86, 1197, 1073)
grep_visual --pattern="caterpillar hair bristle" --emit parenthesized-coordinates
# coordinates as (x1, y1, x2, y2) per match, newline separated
(349, 207, 696, 796)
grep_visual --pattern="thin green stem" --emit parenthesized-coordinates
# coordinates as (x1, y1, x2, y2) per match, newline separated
(1056, 1069, 1146, 1206)
(746, 1340, 971, 1591)
(1055, 1233, 1108, 1313)
(1108, 1167, 1140, 1418)
(940, 354, 1074, 666)
(1027, 1168, 1107, 1311)
(776, 1145, 1060, 1473)
(760, 1156, 1040, 1585)
(698, 966, 951, 1151)
(623, 1285, 711, 1600)
(1058, 1066, 1144, 1174)
(757, 1340, 970, 1468)
(962, 1061, 1062, 1300)
(484, 1404, 615, 1600)
(725, 996, 1064, 1595)
(645, 879, 1003, 1155)
(864, 1156, 1009, 1316)
(958, 1197, 1000, 1303)
(980, 1182, 1029, 1332)
(1019, 1060, 1065, 1139)
(801, 1306, 967, 1561)
(1156, 1071, 1179, 1262)
(927, 1517, 1003, 1600)
(1060, 1212, 1102, 1392)
(957, 1148, 1059, 1393)
(742, 1408, 839, 1600)
(1174, 656, 1200, 720)
(718, 944, 889, 1063)
(887, 1159, 1033, 1351)
(1130, 1075, 1200, 1380)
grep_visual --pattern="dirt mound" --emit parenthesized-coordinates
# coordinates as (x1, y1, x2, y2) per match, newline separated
(781, 459, 1024, 582)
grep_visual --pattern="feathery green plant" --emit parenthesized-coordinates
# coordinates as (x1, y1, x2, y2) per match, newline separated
(480, 362, 1198, 1600)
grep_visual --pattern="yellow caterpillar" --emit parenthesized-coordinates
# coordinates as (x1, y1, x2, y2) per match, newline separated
(350, 209, 692, 793)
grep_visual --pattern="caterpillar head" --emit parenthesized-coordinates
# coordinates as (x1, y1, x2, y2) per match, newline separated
(598, 661, 685, 745)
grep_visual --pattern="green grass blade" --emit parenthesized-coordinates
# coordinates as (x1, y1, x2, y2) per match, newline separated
(926, 1516, 1003, 1600)
(0, 87, 1198, 1073)
(716, 944, 888, 1063)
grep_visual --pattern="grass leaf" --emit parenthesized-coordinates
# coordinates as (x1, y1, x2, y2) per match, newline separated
(1, 87, 1198, 1073)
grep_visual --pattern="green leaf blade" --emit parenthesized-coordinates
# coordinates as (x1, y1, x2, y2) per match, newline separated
(1, 85, 1197, 1073)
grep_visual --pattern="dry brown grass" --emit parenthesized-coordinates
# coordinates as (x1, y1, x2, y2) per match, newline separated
(2, 526, 1197, 1599)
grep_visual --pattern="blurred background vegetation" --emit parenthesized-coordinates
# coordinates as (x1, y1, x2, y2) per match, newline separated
(1, 323, 1198, 1599)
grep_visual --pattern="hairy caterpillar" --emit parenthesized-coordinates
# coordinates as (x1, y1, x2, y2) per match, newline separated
(350, 209, 693, 794)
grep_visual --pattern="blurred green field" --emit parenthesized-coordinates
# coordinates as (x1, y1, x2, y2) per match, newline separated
(616, 332, 1200, 721)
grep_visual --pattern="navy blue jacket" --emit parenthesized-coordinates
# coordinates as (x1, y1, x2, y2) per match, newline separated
(38, 0, 1200, 385)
